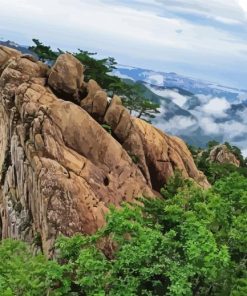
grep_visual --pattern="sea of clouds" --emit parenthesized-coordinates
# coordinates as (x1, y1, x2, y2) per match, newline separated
(151, 88, 247, 156)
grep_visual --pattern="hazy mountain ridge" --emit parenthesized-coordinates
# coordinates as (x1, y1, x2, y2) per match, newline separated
(116, 66, 247, 155)
(116, 65, 247, 102)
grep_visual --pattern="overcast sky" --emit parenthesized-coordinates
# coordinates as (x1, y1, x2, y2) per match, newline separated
(1, 0, 247, 88)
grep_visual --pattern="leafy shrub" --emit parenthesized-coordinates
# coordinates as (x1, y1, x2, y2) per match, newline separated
(1, 173, 246, 295)
(101, 124, 112, 134)
(55, 172, 247, 295)
(0, 239, 70, 296)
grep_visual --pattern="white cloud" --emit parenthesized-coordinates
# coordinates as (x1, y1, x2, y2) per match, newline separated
(150, 88, 188, 107)
(238, 0, 247, 15)
(219, 120, 247, 139)
(241, 148, 247, 157)
(155, 115, 197, 134)
(236, 108, 247, 123)
(142, 72, 164, 86)
(0, 0, 247, 87)
(199, 117, 220, 134)
(155, 0, 246, 24)
(200, 97, 231, 118)
(113, 70, 134, 80)
(151, 89, 247, 154)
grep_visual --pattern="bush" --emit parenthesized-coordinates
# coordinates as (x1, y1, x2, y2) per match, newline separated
(1, 173, 246, 295)
(54, 172, 247, 295)
(0, 239, 70, 296)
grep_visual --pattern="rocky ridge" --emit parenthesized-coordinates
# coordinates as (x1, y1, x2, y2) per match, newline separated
(0, 46, 209, 255)
(209, 144, 240, 167)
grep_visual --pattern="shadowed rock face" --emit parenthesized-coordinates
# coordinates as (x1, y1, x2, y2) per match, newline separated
(0, 46, 209, 255)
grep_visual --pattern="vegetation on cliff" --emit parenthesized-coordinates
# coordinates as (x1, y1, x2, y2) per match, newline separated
(1, 171, 246, 295)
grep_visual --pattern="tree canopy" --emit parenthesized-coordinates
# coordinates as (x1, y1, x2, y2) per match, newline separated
(1, 170, 246, 295)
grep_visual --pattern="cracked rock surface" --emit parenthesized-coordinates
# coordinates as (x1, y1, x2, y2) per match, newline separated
(0, 46, 209, 255)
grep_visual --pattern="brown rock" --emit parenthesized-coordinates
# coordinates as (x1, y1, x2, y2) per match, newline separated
(81, 80, 108, 122)
(104, 96, 152, 186)
(0, 80, 153, 255)
(0, 46, 20, 74)
(134, 118, 210, 189)
(209, 144, 240, 167)
(48, 53, 85, 101)
(0, 46, 209, 256)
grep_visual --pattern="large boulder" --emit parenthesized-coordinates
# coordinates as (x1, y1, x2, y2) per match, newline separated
(0, 47, 153, 255)
(104, 96, 152, 186)
(48, 53, 85, 102)
(80, 79, 108, 122)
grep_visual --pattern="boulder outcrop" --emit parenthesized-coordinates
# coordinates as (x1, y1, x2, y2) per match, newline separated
(209, 144, 240, 167)
(48, 53, 85, 102)
(0, 46, 209, 255)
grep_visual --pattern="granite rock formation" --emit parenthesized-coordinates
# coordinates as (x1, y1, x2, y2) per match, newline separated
(0, 46, 209, 255)
(209, 144, 240, 167)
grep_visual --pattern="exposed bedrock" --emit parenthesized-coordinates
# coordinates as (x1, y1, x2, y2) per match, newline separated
(0, 46, 209, 255)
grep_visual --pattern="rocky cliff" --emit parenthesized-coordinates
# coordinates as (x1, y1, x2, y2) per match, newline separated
(0, 46, 209, 255)
(209, 144, 240, 167)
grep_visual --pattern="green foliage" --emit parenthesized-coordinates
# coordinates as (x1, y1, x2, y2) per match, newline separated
(128, 153, 140, 164)
(207, 140, 220, 149)
(101, 124, 112, 134)
(160, 170, 190, 199)
(1, 171, 246, 295)
(73, 49, 120, 90)
(111, 81, 160, 122)
(224, 142, 247, 167)
(53, 172, 246, 295)
(192, 141, 247, 183)
(0, 239, 70, 296)
(29, 39, 59, 62)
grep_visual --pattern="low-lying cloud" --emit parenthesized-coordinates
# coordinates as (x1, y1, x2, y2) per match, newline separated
(155, 115, 197, 134)
(200, 97, 231, 118)
(153, 91, 247, 155)
(151, 88, 188, 107)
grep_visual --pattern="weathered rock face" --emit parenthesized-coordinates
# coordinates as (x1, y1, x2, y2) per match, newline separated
(48, 53, 85, 102)
(209, 144, 240, 167)
(0, 46, 209, 255)
(134, 119, 209, 189)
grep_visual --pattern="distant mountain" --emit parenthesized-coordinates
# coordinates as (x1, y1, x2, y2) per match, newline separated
(0, 40, 34, 55)
(116, 66, 247, 155)
(128, 81, 194, 120)
(116, 65, 247, 102)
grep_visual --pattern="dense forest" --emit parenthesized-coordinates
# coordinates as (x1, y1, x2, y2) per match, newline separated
(0, 40, 246, 295)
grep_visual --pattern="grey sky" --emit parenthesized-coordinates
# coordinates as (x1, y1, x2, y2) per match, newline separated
(0, 0, 247, 88)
